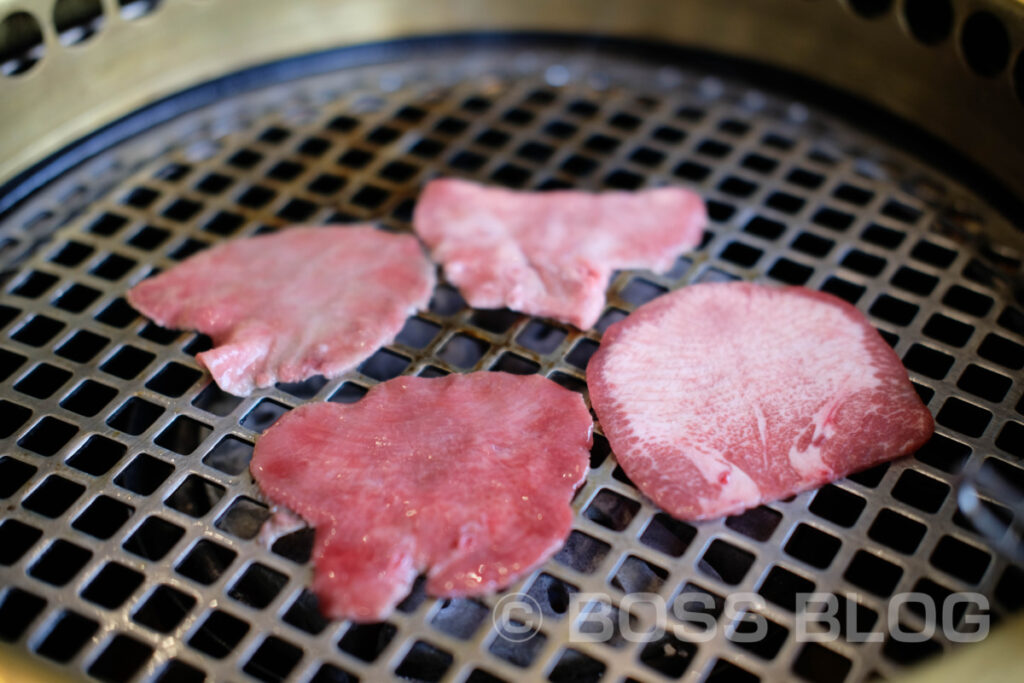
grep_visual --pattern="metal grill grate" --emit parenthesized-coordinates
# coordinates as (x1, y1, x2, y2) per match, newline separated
(0, 43, 1022, 683)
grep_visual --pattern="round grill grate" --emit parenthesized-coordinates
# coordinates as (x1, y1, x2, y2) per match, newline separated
(0, 42, 1022, 683)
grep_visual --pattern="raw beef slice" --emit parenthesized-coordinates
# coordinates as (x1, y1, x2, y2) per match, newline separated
(413, 178, 706, 329)
(588, 282, 933, 521)
(251, 372, 592, 621)
(127, 226, 435, 396)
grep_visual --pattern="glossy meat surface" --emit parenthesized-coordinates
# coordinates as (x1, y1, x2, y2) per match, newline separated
(251, 372, 592, 621)
(413, 178, 706, 329)
(128, 226, 435, 395)
(588, 282, 934, 520)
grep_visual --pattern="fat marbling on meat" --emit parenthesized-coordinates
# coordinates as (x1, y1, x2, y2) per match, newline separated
(412, 178, 706, 329)
(587, 282, 934, 521)
(251, 372, 592, 622)
(127, 226, 435, 396)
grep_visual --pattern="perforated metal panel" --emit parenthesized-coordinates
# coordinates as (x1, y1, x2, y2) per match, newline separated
(0, 43, 1022, 683)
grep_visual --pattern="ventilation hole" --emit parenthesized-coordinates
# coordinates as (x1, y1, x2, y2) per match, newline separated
(867, 508, 927, 554)
(561, 339, 598, 371)
(604, 169, 644, 190)
(870, 294, 918, 325)
(0, 11, 44, 76)
(584, 489, 641, 531)
(784, 524, 841, 569)
(328, 382, 368, 405)
(12, 315, 65, 346)
(409, 138, 444, 159)
(123, 516, 183, 560)
(176, 540, 236, 584)
(755, 565, 814, 612)
(725, 506, 783, 542)
(275, 374, 327, 400)
(738, 153, 776, 174)
(228, 562, 287, 609)
(961, 11, 1011, 76)
(0, 587, 46, 640)
(943, 284, 994, 317)
(145, 362, 202, 398)
(995, 565, 1024, 610)
(841, 550, 904, 597)
(903, 343, 954, 379)
(930, 535, 991, 583)
(189, 610, 249, 658)
(107, 396, 163, 435)
(133, 585, 196, 633)
(214, 496, 269, 540)
(765, 191, 805, 214)
(699, 538, 755, 584)
(549, 371, 586, 396)
(35, 611, 98, 663)
(553, 530, 610, 574)
(338, 622, 397, 662)
(72, 495, 133, 540)
(720, 242, 762, 267)
(957, 364, 1012, 403)
(243, 636, 304, 682)
(974, 334, 1023, 371)
(23, 475, 84, 518)
(790, 232, 833, 257)
(165, 475, 225, 518)
(792, 643, 853, 683)
(561, 154, 597, 176)
(270, 526, 313, 564)
(673, 160, 711, 181)
(652, 125, 685, 143)
(434, 116, 468, 135)
(0, 397, 30, 440)
(638, 631, 697, 678)
(18, 416, 77, 456)
(743, 216, 786, 240)
(595, 308, 628, 333)
(673, 582, 725, 631)
(0, 456, 36, 498)
(728, 612, 789, 660)
(696, 139, 731, 158)
(936, 397, 992, 437)
(191, 383, 242, 418)
(309, 664, 360, 683)
(630, 146, 666, 167)
(611, 555, 668, 594)
(0, 349, 26, 384)
(910, 240, 956, 268)
(13, 271, 59, 298)
(784, 168, 823, 190)
(890, 469, 950, 513)
(488, 622, 547, 668)
(29, 538, 92, 585)
(81, 561, 144, 609)
(15, 363, 70, 399)
(52, 283, 101, 314)
(807, 484, 865, 528)
(153, 416, 211, 456)
(0, 519, 42, 565)
(620, 278, 667, 306)
(240, 398, 290, 433)
(393, 640, 452, 682)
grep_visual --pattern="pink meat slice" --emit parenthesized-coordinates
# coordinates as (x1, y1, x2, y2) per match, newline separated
(127, 226, 435, 396)
(251, 372, 592, 622)
(412, 178, 706, 329)
(587, 282, 934, 521)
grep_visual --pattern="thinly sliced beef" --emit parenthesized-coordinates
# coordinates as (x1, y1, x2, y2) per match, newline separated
(588, 282, 933, 521)
(251, 372, 592, 622)
(127, 226, 434, 396)
(412, 178, 706, 329)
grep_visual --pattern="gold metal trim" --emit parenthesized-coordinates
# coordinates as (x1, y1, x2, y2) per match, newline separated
(0, 0, 1023, 204)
